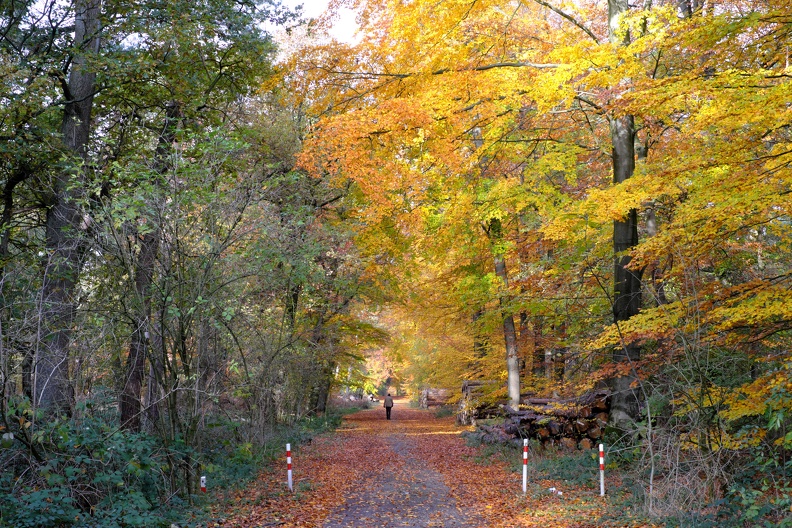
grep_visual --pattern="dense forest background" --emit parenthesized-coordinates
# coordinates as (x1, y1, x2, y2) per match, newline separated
(1, 0, 791, 525)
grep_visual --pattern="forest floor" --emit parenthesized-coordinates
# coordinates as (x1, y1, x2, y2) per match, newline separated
(208, 398, 653, 527)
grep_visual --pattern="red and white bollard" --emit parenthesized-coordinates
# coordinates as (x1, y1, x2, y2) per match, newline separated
(522, 439, 528, 494)
(599, 443, 605, 496)
(200, 475, 206, 493)
(286, 443, 293, 492)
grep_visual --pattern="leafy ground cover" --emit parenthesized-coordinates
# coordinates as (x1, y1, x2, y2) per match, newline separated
(205, 400, 657, 527)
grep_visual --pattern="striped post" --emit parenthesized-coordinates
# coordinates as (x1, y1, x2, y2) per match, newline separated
(287, 443, 293, 491)
(200, 475, 206, 493)
(522, 439, 528, 494)
(599, 443, 605, 496)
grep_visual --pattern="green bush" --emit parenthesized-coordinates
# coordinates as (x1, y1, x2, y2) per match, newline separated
(433, 406, 455, 418)
(0, 395, 183, 527)
(2, 488, 81, 528)
(719, 450, 792, 527)
(0, 394, 355, 527)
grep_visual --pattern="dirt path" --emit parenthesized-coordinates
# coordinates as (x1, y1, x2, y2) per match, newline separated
(217, 399, 625, 527)
(322, 400, 481, 527)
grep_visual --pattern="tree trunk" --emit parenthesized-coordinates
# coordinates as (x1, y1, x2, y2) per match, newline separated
(35, 0, 101, 414)
(532, 317, 545, 377)
(313, 360, 335, 414)
(119, 229, 159, 430)
(608, 0, 631, 46)
(607, 0, 643, 430)
(518, 311, 528, 376)
(609, 117, 643, 429)
(285, 280, 301, 329)
(471, 309, 489, 376)
(472, 309, 488, 359)
(489, 225, 520, 409)
(120, 103, 179, 431)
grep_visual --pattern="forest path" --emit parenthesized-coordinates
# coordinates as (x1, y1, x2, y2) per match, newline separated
(321, 399, 479, 527)
(218, 399, 613, 527)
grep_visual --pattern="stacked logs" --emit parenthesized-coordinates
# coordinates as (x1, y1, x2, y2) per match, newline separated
(457, 380, 502, 425)
(474, 423, 515, 444)
(504, 391, 610, 449)
(419, 387, 452, 408)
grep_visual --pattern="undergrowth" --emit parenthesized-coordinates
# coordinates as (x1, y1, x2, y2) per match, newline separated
(0, 394, 361, 528)
(466, 423, 792, 527)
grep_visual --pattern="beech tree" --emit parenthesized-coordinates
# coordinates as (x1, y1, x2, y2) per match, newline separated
(606, 0, 643, 431)
(285, 0, 792, 517)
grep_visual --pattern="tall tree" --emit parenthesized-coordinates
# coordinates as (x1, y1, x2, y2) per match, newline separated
(607, 0, 643, 430)
(486, 218, 521, 408)
(109, 0, 285, 432)
(35, 0, 101, 413)
(118, 103, 179, 431)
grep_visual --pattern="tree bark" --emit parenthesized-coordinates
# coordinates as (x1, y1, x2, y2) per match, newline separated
(489, 219, 520, 409)
(609, 116, 643, 429)
(607, 0, 643, 430)
(118, 232, 158, 430)
(472, 309, 488, 359)
(119, 103, 179, 431)
(35, 0, 101, 414)
(313, 360, 335, 414)
(531, 317, 545, 377)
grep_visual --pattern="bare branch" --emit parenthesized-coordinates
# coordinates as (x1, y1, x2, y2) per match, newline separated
(532, 0, 600, 44)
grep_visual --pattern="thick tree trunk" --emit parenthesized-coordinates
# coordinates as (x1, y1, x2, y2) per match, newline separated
(677, 0, 702, 17)
(35, 0, 101, 414)
(307, 313, 334, 415)
(472, 309, 488, 359)
(609, 109, 642, 429)
(313, 360, 335, 414)
(471, 309, 490, 376)
(606, 0, 643, 430)
(120, 104, 179, 431)
(494, 254, 520, 410)
(285, 281, 301, 329)
(486, 218, 520, 409)
(518, 311, 528, 376)
(608, 0, 631, 45)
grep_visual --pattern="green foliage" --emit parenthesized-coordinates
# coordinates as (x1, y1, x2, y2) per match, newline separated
(526, 447, 600, 488)
(718, 451, 792, 527)
(0, 395, 184, 527)
(1, 489, 81, 528)
(461, 432, 517, 466)
(0, 394, 355, 527)
(433, 406, 455, 418)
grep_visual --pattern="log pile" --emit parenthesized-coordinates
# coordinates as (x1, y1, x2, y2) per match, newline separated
(457, 380, 611, 449)
(456, 380, 502, 425)
(474, 423, 515, 444)
(419, 388, 452, 408)
(503, 390, 610, 449)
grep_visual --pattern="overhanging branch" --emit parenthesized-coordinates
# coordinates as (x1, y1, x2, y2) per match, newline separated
(532, 0, 600, 44)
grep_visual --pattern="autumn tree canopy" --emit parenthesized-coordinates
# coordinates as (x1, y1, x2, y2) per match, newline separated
(286, 0, 792, 517)
(1, 0, 792, 523)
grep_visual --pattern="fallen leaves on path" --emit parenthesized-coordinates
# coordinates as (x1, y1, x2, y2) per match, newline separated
(214, 404, 652, 527)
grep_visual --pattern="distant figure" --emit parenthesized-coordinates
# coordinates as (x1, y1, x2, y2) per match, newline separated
(384, 393, 394, 420)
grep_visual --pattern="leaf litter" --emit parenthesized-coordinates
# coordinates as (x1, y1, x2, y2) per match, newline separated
(212, 403, 654, 527)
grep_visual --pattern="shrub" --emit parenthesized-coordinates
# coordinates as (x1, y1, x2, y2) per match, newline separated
(0, 395, 183, 527)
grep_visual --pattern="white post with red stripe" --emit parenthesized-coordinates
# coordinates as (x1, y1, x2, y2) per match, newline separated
(287, 443, 293, 492)
(522, 439, 528, 494)
(599, 443, 605, 496)
(200, 475, 206, 493)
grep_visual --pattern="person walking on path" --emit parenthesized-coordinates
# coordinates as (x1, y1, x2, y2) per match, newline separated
(384, 393, 394, 420)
